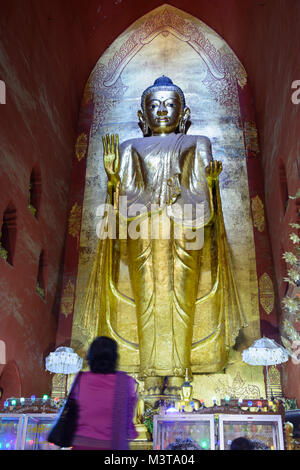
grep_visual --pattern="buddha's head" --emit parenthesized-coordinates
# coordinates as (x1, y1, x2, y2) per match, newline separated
(138, 76, 190, 136)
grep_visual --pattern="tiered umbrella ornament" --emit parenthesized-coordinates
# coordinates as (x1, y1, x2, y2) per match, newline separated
(45, 347, 83, 398)
(242, 338, 289, 399)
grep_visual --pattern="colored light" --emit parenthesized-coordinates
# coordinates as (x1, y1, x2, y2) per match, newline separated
(31, 395, 36, 402)
(200, 439, 209, 449)
(225, 395, 230, 403)
(248, 400, 253, 407)
(20, 397, 25, 404)
(166, 406, 177, 413)
(11, 399, 17, 406)
(42, 394, 49, 401)
(5, 443, 10, 449)
(257, 401, 262, 407)
(4, 400, 9, 408)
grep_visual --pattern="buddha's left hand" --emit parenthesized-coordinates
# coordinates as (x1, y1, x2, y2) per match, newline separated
(205, 161, 222, 185)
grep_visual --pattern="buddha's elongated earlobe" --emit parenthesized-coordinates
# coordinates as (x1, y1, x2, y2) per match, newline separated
(179, 107, 191, 134)
(138, 110, 150, 137)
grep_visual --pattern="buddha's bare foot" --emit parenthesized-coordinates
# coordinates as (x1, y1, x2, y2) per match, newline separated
(163, 376, 184, 396)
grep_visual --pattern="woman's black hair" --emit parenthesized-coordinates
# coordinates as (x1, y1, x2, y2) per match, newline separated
(230, 437, 253, 450)
(87, 336, 118, 374)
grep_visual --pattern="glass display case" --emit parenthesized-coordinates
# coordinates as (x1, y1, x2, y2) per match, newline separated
(0, 414, 24, 450)
(20, 414, 59, 450)
(218, 414, 285, 450)
(0, 413, 59, 450)
(153, 413, 215, 450)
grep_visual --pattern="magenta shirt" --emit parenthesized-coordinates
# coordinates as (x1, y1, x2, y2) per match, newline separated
(70, 371, 138, 443)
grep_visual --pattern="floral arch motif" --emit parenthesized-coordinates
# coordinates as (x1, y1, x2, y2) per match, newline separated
(83, 5, 246, 136)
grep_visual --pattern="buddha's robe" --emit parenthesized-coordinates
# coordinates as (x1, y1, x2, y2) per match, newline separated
(78, 133, 247, 379)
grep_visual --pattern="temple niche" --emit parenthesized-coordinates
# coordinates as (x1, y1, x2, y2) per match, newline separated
(62, 5, 277, 404)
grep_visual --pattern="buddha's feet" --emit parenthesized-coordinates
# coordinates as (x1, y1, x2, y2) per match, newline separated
(144, 376, 164, 395)
(143, 375, 185, 396)
(163, 376, 184, 396)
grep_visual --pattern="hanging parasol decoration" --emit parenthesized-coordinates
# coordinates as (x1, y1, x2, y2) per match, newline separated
(45, 347, 83, 398)
(242, 338, 289, 366)
(45, 347, 83, 374)
(242, 337, 290, 399)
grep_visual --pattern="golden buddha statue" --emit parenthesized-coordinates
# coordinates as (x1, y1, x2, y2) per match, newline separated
(78, 76, 247, 395)
(175, 369, 200, 412)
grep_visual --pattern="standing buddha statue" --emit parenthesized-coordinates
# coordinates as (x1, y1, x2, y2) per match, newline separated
(78, 76, 247, 395)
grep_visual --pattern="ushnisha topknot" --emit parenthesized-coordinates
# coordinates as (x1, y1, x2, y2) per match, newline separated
(141, 76, 186, 111)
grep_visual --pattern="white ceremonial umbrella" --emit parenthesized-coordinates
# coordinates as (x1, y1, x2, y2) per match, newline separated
(242, 337, 289, 399)
(45, 347, 83, 397)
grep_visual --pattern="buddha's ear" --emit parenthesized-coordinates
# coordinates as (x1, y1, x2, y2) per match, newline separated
(137, 110, 150, 137)
(179, 107, 191, 134)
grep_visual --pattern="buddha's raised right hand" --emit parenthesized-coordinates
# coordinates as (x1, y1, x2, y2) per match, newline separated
(102, 134, 120, 208)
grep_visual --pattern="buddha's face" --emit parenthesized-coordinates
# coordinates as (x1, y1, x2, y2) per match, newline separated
(181, 385, 192, 400)
(143, 90, 183, 135)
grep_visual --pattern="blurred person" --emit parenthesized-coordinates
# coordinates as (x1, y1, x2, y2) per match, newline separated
(70, 336, 138, 450)
(230, 437, 253, 450)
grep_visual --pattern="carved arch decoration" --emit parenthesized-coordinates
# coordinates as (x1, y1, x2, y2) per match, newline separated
(85, 6, 246, 136)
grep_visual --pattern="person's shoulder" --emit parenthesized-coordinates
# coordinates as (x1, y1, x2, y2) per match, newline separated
(79, 371, 102, 379)
(77, 370, 86, 378)
(116, 371, 136, 383)
(116, 370, 132, 377)
(78, 371, 90, 380)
